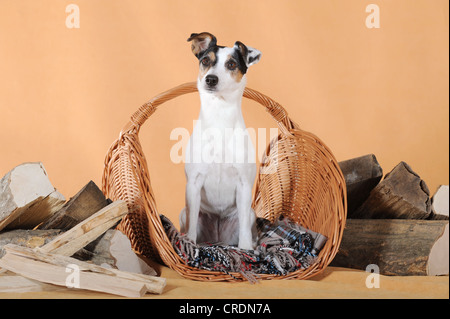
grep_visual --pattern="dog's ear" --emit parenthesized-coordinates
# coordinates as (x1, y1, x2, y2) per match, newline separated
(187, 32, 217, 58)
(234, 41, 262, 67)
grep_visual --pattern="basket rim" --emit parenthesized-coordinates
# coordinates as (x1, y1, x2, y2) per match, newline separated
(120, 81, 300, 138)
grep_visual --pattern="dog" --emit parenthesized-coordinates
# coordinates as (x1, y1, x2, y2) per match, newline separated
(179, 32, 262, 250)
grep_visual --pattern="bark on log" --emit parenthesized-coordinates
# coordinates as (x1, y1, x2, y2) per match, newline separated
(39, 181, 111, 230)
(353, 162, 434, 219)
(0, 229, 61, 256)
(338, 154, 383, 217)
(331, 219, 449, 275)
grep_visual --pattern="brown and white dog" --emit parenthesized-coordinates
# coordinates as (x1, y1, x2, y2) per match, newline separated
(179, 32, 262, 250)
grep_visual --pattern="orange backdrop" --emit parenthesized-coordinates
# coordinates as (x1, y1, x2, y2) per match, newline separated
(1, 0, 448, 226)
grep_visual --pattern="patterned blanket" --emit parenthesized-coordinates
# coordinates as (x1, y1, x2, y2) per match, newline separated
(161, 214, 327, 282)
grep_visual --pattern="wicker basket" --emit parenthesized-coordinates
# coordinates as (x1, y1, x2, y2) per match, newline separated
(102, 82, 347, 282)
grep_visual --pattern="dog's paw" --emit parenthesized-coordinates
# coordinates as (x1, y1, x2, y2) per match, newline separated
(186, 231, 197, 244)
(238, 238, 255, 251)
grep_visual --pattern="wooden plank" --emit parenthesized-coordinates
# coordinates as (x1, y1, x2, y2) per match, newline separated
(0, 162, 65, 231)
(0, 274, 66, 293)
(0, 244, 166, 297)
(39, 200, 128, 256)
(331, 219, 449, 275)
(39, 181, 111, 230)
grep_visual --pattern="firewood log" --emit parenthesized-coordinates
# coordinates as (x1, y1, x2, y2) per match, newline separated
(39, 181, 111, 230)
(83, 229, 157, 276)
(331, 219, 449, 276)
(353, 162, 434, 219)
(431, 185, 449, 218)
(338, 154, 383, 217)
(39, 200, 128, 256)
(0, 229, 61, 256)
(0, 162, 65, 231)
(0, 244, 166, 297)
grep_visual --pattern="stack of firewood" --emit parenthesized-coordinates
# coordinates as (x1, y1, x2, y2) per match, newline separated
(0, 162, 165, 297)
(332, 154, 449, 276)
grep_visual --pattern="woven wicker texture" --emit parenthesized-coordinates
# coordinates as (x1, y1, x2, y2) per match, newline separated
(102, 82, 347, 281)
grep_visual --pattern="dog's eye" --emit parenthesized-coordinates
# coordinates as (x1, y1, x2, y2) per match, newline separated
(201, 57, 211, 66)
(226, 60, 237, 70)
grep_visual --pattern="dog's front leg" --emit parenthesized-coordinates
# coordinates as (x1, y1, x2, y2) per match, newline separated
(236, 179, 256, 250)
(185, 174, 203, 243)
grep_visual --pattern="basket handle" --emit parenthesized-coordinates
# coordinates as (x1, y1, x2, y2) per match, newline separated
(123, 82, 299, 137)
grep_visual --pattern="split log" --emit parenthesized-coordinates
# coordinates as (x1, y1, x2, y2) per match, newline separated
(0, 162, 65, 231)
(338, 154, 383, 217)
(353, 162, 433, 219)
(331, 219, 449, 276)
(0, 274, 66, 293)
(0, 229, 61, 256)
(39, 181, 111, 230)
(84, 229, 157, 276)
(0, 244, 166, 297)
(431, 185, 449, 218)
(39, 200, 127, 256)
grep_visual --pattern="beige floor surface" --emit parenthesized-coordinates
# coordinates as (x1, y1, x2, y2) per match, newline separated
(0, 265, 448, 299)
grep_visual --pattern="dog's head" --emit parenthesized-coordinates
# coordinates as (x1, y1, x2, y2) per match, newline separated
(187, 32, 261, 96)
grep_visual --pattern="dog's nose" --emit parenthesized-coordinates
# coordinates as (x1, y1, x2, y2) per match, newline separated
(205, 75, 219, 87)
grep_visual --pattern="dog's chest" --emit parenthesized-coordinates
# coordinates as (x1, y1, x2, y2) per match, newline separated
(191, 98, 250, 162)
(201, 163, 238, 214)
